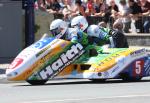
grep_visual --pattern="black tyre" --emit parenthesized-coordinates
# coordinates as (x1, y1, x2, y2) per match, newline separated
(120, 73, 142, 82)
(89, 79, 106, 82)
(26, 80, 48, 85)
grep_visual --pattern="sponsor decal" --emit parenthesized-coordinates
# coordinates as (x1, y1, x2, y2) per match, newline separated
(9, 58, 23, 69)
(19, 50, 36, 58)
(144, 59, 150, 75)
(133, 60, 144, 76)
(98, 53, 120, 66)
(116, 56, 126, 65)
(103, 71, 109, 78)
(36, 45, 51, 57)
(33, 38, 54, 49)
(111, 66, 120, 74)
(130, 49, 145, 57)
(39, 43, 85, 79)
(60, 43, 67, 48)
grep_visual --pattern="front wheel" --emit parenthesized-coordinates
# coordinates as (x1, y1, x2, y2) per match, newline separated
(26, 80, 48, 85)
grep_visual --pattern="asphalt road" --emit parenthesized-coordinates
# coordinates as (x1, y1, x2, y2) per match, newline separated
(1, 78, 150, 103)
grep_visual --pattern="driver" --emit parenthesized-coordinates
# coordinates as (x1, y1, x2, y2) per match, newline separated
(71, 16, 129, 48)
(50, 19, 89, 46)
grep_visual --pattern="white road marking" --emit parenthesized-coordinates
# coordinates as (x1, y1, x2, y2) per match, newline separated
(21, 94, 150, 103)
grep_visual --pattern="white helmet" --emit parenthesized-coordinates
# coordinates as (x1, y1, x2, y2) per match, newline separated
(71, 16, 88, 32)
(50, 19, 68, 39)
(87, 25, 107, 39)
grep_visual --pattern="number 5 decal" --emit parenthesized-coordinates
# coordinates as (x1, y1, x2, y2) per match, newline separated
(133, 60, 144, 76)
(135, 61, 142, 74)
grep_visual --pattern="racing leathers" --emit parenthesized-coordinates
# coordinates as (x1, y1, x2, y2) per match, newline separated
(87, 25, 129, 48)
(60, 28, 89, 46)
(101, 27, 129, 48)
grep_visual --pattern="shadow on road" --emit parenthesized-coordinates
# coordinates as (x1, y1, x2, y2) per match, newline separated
(14, 79, 150, 87)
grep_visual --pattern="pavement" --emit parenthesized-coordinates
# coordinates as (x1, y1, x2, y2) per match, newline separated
(0, 64, 9, 74)
(0, 64, 9, 80)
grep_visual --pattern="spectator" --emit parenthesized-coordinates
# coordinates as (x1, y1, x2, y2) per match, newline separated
(139, 0, 150, 33)
(36, 0, 47, 11)
(46, 0, 62, 14)
(98, 21, 107, 28)
(62, 0, 76, 21)
(108, 0, 119, 18)
(81, 0, 88, 8)
(93, 0, 109, 23)
(107, 0, 119, 28)
(113, 19, 124, 33)
(62, 0, 75, 11)
(71, 0, 87, 17)
(112, 19, 129, 48)
(93, 0, 100, 13)
(34, 0, 39, 10)
(58, 0, 66, 8)
(128, 0, 143, 33)
(118, 0, 131, 33)
(86, 0, 95, 16)
(93, 0, 108, 16)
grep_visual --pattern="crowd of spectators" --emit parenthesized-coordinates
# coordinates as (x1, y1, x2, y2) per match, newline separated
(34, 0, 150, 33)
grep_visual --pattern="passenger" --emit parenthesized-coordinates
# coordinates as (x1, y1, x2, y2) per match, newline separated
(87, 24, 129, 48)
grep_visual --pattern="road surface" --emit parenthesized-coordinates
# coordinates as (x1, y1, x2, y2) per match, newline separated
(1, 78, 150, 103)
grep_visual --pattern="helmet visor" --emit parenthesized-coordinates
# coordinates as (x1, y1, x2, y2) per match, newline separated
(50, 28, 61, 37)
(71, 24, 80, 30)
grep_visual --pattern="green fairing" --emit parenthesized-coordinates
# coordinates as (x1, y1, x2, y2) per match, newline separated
(74, 45, 127, 64)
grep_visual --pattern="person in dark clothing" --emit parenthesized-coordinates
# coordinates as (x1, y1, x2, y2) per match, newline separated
(74, 0, 87, 17)
(93, 0, 109, 23)
(109, 30, 129, 48)
(47, 0, 62, 14)
(140, 0, 150, 33)
(107, 0, 119, 28)
(128, 0, 143, 33)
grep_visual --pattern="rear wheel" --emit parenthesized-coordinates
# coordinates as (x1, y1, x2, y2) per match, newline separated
(89, 79, 106, 82)
(120, 73, 142, 82)
(26, 80, 48, 85)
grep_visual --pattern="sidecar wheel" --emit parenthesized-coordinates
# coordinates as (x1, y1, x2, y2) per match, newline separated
(26, 80, 48, 85)
(120, 73, 142, 82)
(89, 79, 106, 82)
